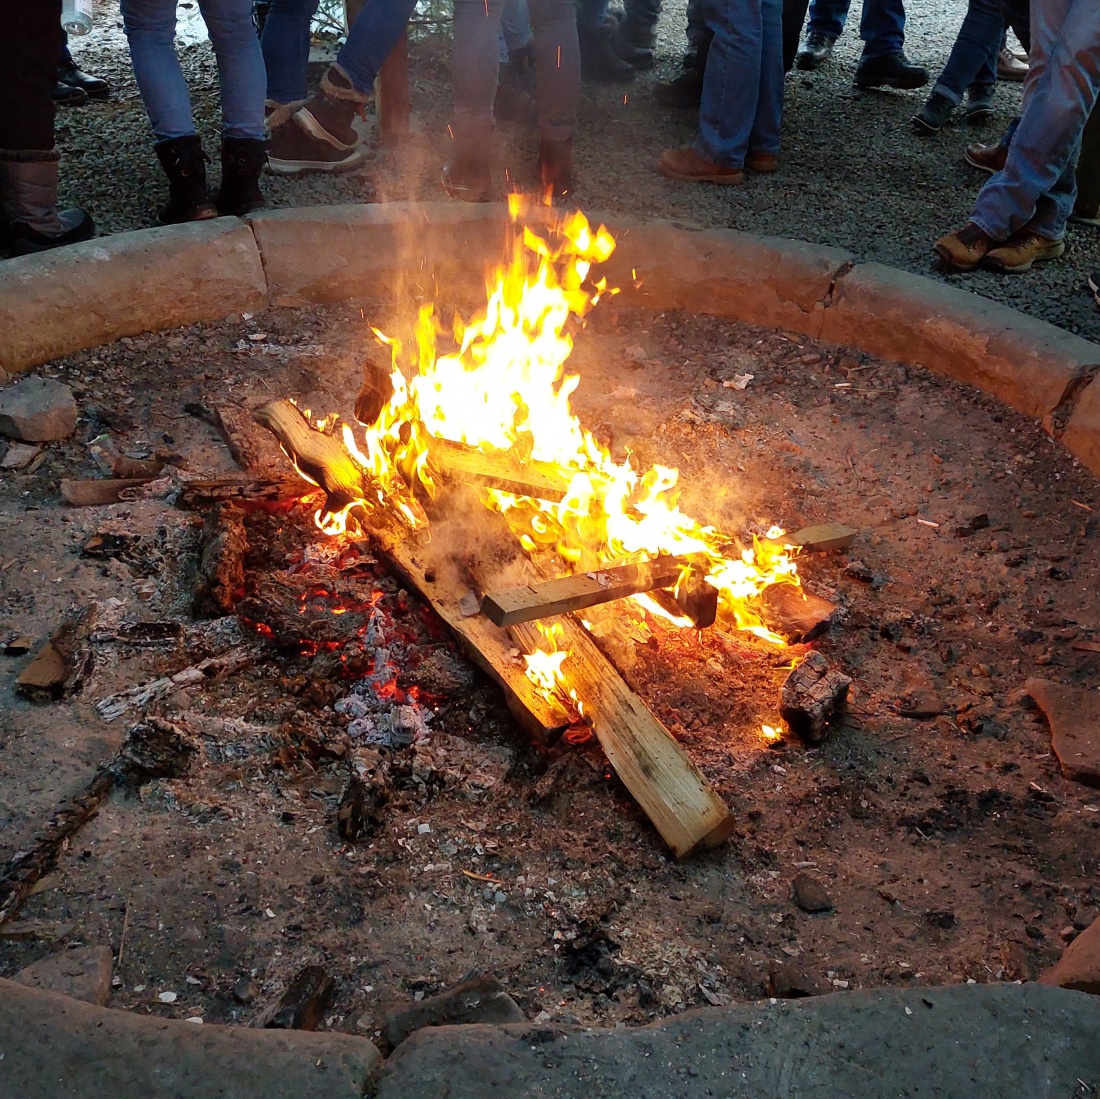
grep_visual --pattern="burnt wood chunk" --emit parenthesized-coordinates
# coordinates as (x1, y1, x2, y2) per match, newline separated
(1026, 678, 1100, 788)
(193, 505, 249, 617)
(261, 965, 336, 1031)
(177, 475, 308, 509)
(354, 358, 396, 427)
(756, 583, 838, 643)
(779, 651, 851, 744)
(384, 974, 525, 1048)
(16, 605, 96, 701)
(482, 557, 692, 627)
(60, 478, 156, 507)
(236, 574, 373, 650)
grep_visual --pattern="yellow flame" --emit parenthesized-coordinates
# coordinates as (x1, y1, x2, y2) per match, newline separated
(761, 723, 782, 744)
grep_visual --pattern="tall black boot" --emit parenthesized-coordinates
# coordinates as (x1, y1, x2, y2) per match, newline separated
(537, 137, 572, 200)
(154, 135, 217, 225)
(0, 149, 94, 256)
(213, 136, 267, 216)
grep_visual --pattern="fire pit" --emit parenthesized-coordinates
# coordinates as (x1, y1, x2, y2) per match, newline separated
(2, 206, 1099, 1034)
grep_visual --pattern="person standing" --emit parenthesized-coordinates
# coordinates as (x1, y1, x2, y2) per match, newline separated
(121, 0, 268, 221)
(934, 0, 1100, 273)
(656, 0, 783, 185)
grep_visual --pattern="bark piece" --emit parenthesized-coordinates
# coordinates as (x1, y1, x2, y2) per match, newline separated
(260, 965, 336, 1031)
(60, 478, 156, 507)
(756, 584, 838, 643)
(354, 358, 395, 427)
(779, 651, 851, 744)
(13, 944, 113, 1006)
(16, 605, 96, 701)
(193, 505, 250, 617)
(385, 975, 525, 1049)
(1026, 678, 1100, 788)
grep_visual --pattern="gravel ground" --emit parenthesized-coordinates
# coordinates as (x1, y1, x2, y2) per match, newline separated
(55, 0, 1100, 341)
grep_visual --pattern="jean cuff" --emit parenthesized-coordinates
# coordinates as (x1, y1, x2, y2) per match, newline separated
(932, 83, 962, 106)
(691, 136, 740, 170)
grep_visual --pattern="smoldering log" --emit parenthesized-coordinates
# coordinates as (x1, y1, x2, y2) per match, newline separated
(355, 358, 396, 427)
(177, 475, 309, 509)
(236, 574, 375, 650)
(755, 583, 838, 643)
(193, 505, 250, 617)
(779, 651, 851, 744)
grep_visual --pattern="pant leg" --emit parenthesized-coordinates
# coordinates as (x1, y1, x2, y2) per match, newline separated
(859, 0, 905, 60)
(934, 0, 1004, 103)
(0, 0, 61, 151)
(687, 0, 708, 48)
(999, 0, 1030, 52)
(120, 0, 197, 141)
(528, 0, 579, 140)
(782, 0, 809, 70)
(623, 0, 663, 37)
(200, 0, 268, 139)
(578, 0, 610, 31)
(60, 29, 73, 70)
(501, 0, 533, 53)
(806, 0, 850, 40)
(337, 0, 418, 94)
(260, 0, 318, 103)
(694, 0, 764, 169)
(453, 0, 505, 147)
(753, 0, 784, 151)
(972, 0, 1100, 240)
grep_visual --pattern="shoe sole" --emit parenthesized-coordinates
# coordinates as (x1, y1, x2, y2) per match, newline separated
(658, 165, 743, 184)
(983, 242, 1065, 273)
(966, 109, 994, 125)
(267, 153, 367, 174)
(745, 160, 778, 173)
(795, 55, 829, 71)
(855, 75, 929, 90)
(912, 116, 944, 135)
(1089, 273, 1100, 293)
(931, 243, 982, 272)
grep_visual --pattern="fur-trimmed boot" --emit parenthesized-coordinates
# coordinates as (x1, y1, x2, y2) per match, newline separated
(268, 65, 369, 175)
(0, 149, 94, 256)
(154, 134, 218, 225)
(213, 136, 267, 216)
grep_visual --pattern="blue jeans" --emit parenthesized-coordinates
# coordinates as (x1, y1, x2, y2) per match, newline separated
(262, 0, 416, 103)
(807, 0, 904, 60)
(694, 0, 783, 168)
(499, 0, 532, 62)
(121, 0, 266, 141)
(933, 0, 1004, 104)
(972, 0, 1100, 241)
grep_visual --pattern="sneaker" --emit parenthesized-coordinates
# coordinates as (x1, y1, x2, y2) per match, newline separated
(996, 47, 1028, 81)
(267, 114, 367, 174)
(745, 151, 778, 173)
(966, 84, 995, 125)
(657, 147, 743, 185)
(912, 92, 954, 134)
(855, 52, 929, 90)
(964, 140, 1008, 173)
(932, 222, 995, 271)
(795, 31, 836, 71)
(654, 69, 704, 109)
(984, 226, 1065, 272)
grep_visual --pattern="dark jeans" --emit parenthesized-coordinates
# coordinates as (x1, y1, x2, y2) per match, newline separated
(0, 0, 61, 150)
(934, 0, 1031, 103)
(806, 0, 905, 60)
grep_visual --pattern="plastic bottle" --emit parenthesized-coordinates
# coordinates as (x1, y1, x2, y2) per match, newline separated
(61, 0, 93, 36)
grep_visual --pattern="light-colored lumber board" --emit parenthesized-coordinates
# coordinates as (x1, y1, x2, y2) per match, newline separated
(428, 438, 572, 501)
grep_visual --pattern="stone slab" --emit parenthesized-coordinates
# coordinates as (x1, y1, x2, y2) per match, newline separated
(377, 983, 1100, 1099)
(0, 219, 267, 376)
(12, 944, 113, 1006)
(1025, 677, 1100, 787)
(0, 977, 380, 1099)
(819, 262, 1100, 421)
(1061, 376, 1100, 477)
(1041, 915, 1100, 994)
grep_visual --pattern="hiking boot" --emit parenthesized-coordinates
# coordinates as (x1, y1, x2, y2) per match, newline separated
(0, 149, 94, 256)
(441, 153, 495, 202)
(619, 16, 657, 50)
(966, 84, 995, 125)
(614, 36, 655, 69)
(538, 137, 572, 199)
(657, 147, 743, 185)
(855, 52, 928, 90)
(579, 21, 636, 83)
(795, 31, 836, 71)
(268, 114, 367, 174)
(996, 47, 1027, 81)
(654, 69, 704, 108)
(51, 81, 88, 107)
(745, 151, 778, 173)
(912, 92, 954, 134)
(984, 226, 1065, 272)
(154, 135, 218, 224)
(964, 140, 1007, 174)
(58, 60, 110, 99)
(213, 136, 267, 216)
(932, 222, 995, 271)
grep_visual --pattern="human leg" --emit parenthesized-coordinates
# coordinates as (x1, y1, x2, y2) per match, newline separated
(201, 0, 267, 140)
(751, 0, 784, 155)
(932, 0, 1004, 105)
(121, 0, 197, 140)
(805, 0, 848, 40)
(857, 0, 905, 61)
(261, 0, 318, 108)
(58, 29, 111, 99)
(528, 0, 580, 193)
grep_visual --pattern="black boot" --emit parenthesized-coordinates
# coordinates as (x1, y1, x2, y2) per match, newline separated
(213, 136, 267, 216)
(854, 51, 929, 90)
(579, 21, 636, 83)
(154, 135, 218, 224)
(0, 149, 94, 257)
(537, 137, 572, 200)
(58, 60, 110, 99)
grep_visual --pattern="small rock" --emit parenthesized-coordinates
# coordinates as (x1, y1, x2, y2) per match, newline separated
(0, 442, 42, 469)
(896, 692, 948, 719)
(923, 910, 957, 930)
(767, 962, 825, 998)
(0, 376, 78, 442)
(232, 977, 258, 1005)
(13, 945, 113, 1006)
(1074, 906, 1099, 932)
(1026, 679, 1100, 788)
(791, 872, 833, 914)
(1061, 926, 1078, 943)
(1040, 915, 1100, 994)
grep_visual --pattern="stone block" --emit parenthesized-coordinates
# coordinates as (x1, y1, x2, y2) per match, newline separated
(819, 263, 1100, 420)
(0, 219, 267, 376)
(1040, 914, 1100, 994)
(1061, 376, 1100, 476)
(12, 944, 113, 1005)
(1025, 677, 1100, 787)
(0, 977, 380, 1099)
(0, 376, 77, 441)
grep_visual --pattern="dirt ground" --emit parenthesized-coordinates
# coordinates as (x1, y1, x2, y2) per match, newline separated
(2, 279, 1100, 1035)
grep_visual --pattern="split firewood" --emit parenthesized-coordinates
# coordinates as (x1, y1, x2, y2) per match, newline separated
(177, 475, 309, 509)
(428, 437, 572, 501)
(193, 505, 249, 617)
(16, 604, 96, 701)
(354, 357, 396, 427)
(779, 651, 851, 744)
(60, 478, 156, 507)
(482, 556, 694, 627)
(112, 455, 166, 479)
(384, 974, 525, 1049)
(255, 965, 335, 1030)
(787, 523, 858, 553)
(185, 400, 283, 473)
(94, 645, 258, 722)
(755, 583, 838, 643)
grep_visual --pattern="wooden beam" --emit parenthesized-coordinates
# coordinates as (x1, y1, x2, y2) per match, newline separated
(482, 557, 692, 627)
(428, 437, 572, 501)
(755, 583, 837, 643)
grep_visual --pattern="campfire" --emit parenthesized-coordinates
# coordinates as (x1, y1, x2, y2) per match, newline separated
(250, 203, 841, 857)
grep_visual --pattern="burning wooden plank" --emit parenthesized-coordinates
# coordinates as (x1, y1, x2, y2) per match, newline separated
(755, 583, 838, 644)
(427, 438, 573, 502)
(482, 557, 693, 627)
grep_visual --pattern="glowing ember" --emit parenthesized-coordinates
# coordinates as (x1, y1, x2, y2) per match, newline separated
(761, 724, 783, 745)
